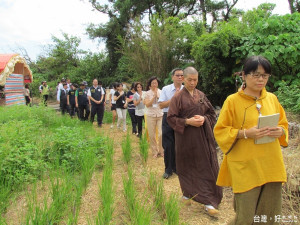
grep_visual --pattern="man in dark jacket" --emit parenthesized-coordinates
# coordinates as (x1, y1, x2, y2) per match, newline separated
(58, 83, 69, 115)
(75, 83, 90, 121)
(88, 79, 105, 127)
(67, 83, 77, 117)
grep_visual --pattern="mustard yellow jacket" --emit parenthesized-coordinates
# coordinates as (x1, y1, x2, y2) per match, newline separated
(214, 88, 288, 193)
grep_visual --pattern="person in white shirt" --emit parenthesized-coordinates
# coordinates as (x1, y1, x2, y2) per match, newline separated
(66, 78, 71, 90)
(133, 82, 145, 138)
(109, 82, 118, 128)
(158, 68, 184, 179)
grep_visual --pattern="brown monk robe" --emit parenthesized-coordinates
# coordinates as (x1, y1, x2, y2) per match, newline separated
(167, 86, 223, 209)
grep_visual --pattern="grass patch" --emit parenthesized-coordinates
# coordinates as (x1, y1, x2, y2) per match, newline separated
(165, 193, 180, 225)
(123, 167, 152, 224)
(96, 139, 114, 225)
(139, 133, 149, 164)
(122, 132, 132, 164)
(0, 105, 107, 223)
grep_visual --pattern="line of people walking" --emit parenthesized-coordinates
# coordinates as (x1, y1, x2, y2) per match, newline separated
(113, 58, 288, 223)
(56, 78, 106, 127)
(42, 55, 289, 223)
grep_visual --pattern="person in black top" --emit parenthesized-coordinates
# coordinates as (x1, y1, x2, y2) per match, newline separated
(75, 83, 90, 121)
(88, 79, 105, 127)
(59, 83, 69, 115)
(114, 83, 127, 132)
(67, 83, 77, 117)
(126, 83, 137, 134)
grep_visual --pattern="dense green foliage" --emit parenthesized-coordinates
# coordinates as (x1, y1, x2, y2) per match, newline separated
(31, 33, 108, 91)
(87, 0, 239, 78)
(23, 2, 300, 112)
(192, 21, 241, 105)
(234, 13, 300, 88)
(276, 81, 300, 113)
(0, 106, 106, 188)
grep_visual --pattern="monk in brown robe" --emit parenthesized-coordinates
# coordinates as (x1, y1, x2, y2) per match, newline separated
(167, 67, 222, 216)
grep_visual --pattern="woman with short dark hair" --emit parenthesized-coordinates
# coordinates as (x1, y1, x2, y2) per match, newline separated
(214, 56, 288, 224)
(144, 77, 163, 157)
(133, 82, 145, 138)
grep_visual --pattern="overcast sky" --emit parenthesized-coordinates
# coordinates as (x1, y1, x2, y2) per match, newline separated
(0, 0, 291, 61)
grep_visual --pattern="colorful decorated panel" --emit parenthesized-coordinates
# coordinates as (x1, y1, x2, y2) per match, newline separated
(5, 93, 25, 106)
(4, 74, 24, 93)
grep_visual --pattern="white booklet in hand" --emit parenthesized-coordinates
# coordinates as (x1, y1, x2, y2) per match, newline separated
(255, 113, 280, 144)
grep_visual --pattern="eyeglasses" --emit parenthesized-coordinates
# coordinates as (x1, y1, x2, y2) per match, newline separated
(175, 75, 184, 77)
(249, 72, 271, 79)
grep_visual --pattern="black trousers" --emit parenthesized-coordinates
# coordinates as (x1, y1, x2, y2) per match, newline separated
(136, 115, 144, 137)
(69, 103, 77, 117)
(25, 96, 30, 106)
(91, 104, 104, 125)
(78, 104, 90, 121)
(162, 113, 176, 175)
(43, 95, 48, 106)
(60, 102, 69, 115)
(128, 109, 137, 134)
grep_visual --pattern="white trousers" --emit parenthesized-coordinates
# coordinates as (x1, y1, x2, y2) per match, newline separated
(116, 108, 127, 130)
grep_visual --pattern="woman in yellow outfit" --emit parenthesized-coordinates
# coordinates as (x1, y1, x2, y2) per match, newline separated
(214, 56, 288, 225)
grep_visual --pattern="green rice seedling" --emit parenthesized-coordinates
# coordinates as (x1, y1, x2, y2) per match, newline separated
(148, 171, 157, 192)
(96, 139, 114, 225)
(0, 179, 12, 214)
(25, 196, 51, 224)
(26, 200, 49, 224)
(96, 166, 114, 225)
(67, 188, 81, 225)
(25, 181, 52, 224)
(165, 193, 180, 225)
(44, 170, 74, 223)
(134, 201, 152, 225)
(0, 216, 7, 225)
(154, 179, 165, 214)
(123, 167, 136, 219)
(79, 148, 97, 188)
(104, 139, 114, 168)
(123, 167, 152, 224)
(122, 132, 132, 164)
(139, 133, 149, 163)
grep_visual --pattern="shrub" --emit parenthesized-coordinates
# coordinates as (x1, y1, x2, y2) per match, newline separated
(275, 80, 300, 113)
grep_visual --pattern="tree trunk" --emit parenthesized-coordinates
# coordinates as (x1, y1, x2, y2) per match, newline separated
(287, 0, 300, 13)
(288, 0, 295, 13)
(199, 0, 207, 28)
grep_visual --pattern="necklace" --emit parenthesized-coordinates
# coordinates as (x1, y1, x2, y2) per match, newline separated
(256, 103, 262, 116)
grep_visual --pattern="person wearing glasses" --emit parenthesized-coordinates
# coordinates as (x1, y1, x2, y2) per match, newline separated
(158, 68, 184, 179)
(214, 55, 288, 224)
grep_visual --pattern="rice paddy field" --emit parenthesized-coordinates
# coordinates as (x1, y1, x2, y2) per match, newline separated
(0, 105, 299, 224)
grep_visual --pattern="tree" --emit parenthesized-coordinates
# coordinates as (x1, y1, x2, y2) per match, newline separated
(33, 32, 85, 81)
(118, 15, 203, 84)
(234, 13, 300, 89)
(288, 0, 300, 13)
(70, 52, 109, 86)
(191, 20, 242, 106)
(197, 0, 239, 30)
(87, 0, 240, 78)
